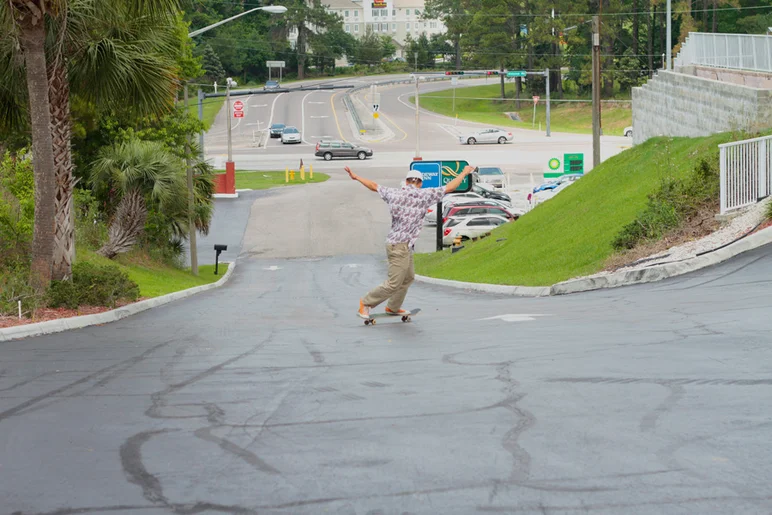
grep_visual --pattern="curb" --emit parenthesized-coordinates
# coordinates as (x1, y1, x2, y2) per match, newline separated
(0, 261, 236, 343)
(416, 226, 772, 297)
(414, 274, 550, 297)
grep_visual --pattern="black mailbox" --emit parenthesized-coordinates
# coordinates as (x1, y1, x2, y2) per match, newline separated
(214, 244, 228, 275)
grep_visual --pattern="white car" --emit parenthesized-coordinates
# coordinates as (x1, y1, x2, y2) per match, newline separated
(459, 128, 514, 145)
(475, 166, 507, 189)
(281, 126, 301, 144)
(442, 215, 510, 246)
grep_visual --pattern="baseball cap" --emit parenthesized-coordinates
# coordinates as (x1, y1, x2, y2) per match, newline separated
(405, 169, 423, 181)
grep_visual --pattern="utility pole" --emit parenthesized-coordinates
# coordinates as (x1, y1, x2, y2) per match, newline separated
(545, 68, 551, 137)
(666, 0, 672, 69)
(226, 79, 232, 162)
(414, 76, 421, 159)
(197, 89, 204, 158)
(184, 84, 198, 276)
(592, 15, 601, 168)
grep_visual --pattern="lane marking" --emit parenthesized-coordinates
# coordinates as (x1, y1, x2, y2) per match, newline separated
(251, 104, 268, 108)
(379, 111, 408, 142)
(264, 266, 282, 271)
(264, 92, 285, 149)
(477, 314, 548, 322)
(309, 101, 326, 105)
(330, 91, 347, 142)
(310, 116, 329, 119)
(301, 91, 315, 145)
(231, 94, 253, 131)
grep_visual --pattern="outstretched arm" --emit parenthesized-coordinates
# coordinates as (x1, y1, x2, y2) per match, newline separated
(345, 166, 378, 192)
(444, 165, 476, 193)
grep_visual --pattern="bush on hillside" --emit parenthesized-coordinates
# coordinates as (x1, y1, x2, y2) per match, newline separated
(613, 157, 720, 250)
(47, 262, 139, 309)
(0, 150, 34, 268)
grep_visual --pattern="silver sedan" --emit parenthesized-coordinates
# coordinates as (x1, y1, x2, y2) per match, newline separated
(458, 128, 514, 145)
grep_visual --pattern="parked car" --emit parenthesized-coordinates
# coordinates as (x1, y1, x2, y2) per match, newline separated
(426, 197, 508, 225)
(315, 140, 373, 160)
(264, 80, 281, 90)
(533, 173, 582, 193)
(624, 126, 633, 137)
(475, 166, 507, 189)
(269, 123, 286, 138)
(472, 183, 512, 205)
(442, 215, 511, 246)
(442, 204, 518, 225)
(459, 128, 514, 145)
(281, 126, 301, 144)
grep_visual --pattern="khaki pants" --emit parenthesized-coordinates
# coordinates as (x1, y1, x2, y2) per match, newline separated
(363, 243, 414, 311)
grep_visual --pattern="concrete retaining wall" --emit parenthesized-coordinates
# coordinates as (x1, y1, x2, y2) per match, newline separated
(632, 69, 772, 145)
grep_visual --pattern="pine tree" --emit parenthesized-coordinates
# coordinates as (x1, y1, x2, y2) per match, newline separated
(201, 44, 225, 84)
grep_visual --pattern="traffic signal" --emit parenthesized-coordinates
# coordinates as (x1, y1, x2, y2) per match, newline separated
(445, 71, 465, 75)
(486, 71, 500, 75)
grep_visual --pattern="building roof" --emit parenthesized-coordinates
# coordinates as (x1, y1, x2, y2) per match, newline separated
(322, 0, 362, 9)
(393, 0, 427, 8)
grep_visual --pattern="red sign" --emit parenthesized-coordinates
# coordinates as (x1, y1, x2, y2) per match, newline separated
(233, 100, 244, 111)
(233, 110, 244, 118)
(533, 96, 540, 105)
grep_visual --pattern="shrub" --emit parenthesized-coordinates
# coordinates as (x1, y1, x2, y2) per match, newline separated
(74, 188, 108, 250)
(0, 267, 43, 317)
(0, 150, 34, 267)
(613, 156, 720, 250)
(47, 262, 140, 309)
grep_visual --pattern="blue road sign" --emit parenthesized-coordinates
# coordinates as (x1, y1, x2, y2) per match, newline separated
(410, 161, 441, 188)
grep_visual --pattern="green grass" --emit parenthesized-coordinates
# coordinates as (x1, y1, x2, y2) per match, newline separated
(414, 132, 738, 287)
(188, 96, 226, 130)
(78, 248, 228, 298)
(213, 170, 330, 190)
(415, 84, 632, 136)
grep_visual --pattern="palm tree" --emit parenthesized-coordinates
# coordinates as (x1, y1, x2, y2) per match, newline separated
(89, 139, 187, 259)
(1, 0, 61, 288)
(0, 0, 183, 282)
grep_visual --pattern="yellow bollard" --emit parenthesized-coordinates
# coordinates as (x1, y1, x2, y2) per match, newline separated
(310, 164, 313, 179)
(290, 169, 295, 181)
(300, 165, 305, 181)
(285, 167, 289, 183)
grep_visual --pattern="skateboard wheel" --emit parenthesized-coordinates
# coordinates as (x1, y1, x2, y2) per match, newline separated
(371, 319, 376, 325)
(364, 320, 370, 326)
(401, 316, 408, 322)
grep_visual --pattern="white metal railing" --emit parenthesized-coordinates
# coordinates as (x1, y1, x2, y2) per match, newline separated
(675, 32, 772, 73)
(719, 135, 772, 214)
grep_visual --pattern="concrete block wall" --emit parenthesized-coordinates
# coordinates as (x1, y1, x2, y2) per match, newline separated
(632, 69, 772, 145)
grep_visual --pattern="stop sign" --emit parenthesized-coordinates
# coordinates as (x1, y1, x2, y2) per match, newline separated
(233, 100, 244, 111)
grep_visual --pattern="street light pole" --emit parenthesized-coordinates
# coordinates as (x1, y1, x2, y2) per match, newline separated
(666, 0, 672, 69)
(226, 79, 232, 162)
(414, 76, 421, 159)
(188, 5, 287, 37)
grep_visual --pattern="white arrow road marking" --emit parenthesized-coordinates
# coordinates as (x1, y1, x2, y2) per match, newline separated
(264, 266, 283, 271)
(477, 314, 548, 322)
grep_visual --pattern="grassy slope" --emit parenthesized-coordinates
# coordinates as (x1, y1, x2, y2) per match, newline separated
(188, 96, 226, 130)
(415, 133, 735, 286)
(416, 84, 632, 136)
(78, 248, 228, 298)
(213, 170, 330, 190)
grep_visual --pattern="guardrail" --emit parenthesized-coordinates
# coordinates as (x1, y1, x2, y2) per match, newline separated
(719, 135, 772, 214)
(675, 32, 772, 73)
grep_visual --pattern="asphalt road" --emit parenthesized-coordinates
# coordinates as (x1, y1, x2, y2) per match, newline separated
(2, 241, 772, 514)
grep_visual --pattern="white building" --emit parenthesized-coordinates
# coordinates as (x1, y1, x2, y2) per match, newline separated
(289, 0, 446, 64)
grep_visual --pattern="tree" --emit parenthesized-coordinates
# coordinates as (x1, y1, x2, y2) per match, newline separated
(2, 0, 60, 288)
(381, 35, 397, 60)
(282, 0, 342, 79)
(309, 22, 357, 72)
(356, 26, 386, 66)
(90, 139, 187, 259)
(200, 44, 226, 84)
(425, 0, 465, 68)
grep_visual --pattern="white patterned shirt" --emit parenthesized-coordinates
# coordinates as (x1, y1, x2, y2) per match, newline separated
(378, 185, 445, 249)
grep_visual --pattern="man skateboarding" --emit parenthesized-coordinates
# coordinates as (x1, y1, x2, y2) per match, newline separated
(345, 164, 475, 319)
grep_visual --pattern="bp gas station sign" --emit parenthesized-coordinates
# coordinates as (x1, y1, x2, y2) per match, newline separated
(544, 153, 584, 179)
(411, 160, 471, 192)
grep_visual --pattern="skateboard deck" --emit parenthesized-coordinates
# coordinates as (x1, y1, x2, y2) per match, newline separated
(361, 308, 420, 325)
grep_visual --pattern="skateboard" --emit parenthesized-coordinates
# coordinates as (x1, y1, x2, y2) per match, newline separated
(361, 308, 421, 326)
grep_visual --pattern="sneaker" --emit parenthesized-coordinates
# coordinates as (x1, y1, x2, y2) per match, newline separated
(385, 306, 408, 316)
(358, 299, 371, 319)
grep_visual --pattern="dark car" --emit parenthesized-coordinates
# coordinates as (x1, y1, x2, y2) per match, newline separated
(315, 140, 373, 161)
(264, 80, 280, 90)
(471, 183, 512, 204)
(269, 123, 286, 138)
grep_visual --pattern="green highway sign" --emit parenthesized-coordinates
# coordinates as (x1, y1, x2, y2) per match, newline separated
(506, 70, 527, 78)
